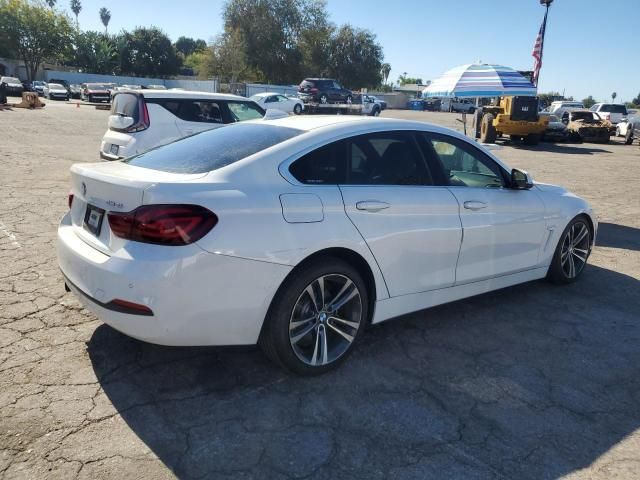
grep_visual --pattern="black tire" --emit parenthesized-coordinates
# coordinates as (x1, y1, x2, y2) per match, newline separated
(293, 103, 302, 115)
(319, 94, 328, 104)
(371, 106, 380, 117)
(523, 133, 541, 145)
(480, 113, 497, 143)
(546, 215, 592, 284)
(510, 135, 522, 142)
(259, 257, 369, 375)
(625, 129, 633, 145)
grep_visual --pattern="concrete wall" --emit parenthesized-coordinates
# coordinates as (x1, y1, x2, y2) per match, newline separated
(42, 70, 219, 92)
(367, 92, 411, 109)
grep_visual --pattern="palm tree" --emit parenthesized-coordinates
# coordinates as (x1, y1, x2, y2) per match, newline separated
(70, 0, 82, 29)
(380, 63, 391, 85)
(612, 91, 617, 103)
(99, 7, 111, 35)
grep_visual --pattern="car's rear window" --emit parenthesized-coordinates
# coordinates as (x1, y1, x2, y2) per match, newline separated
(111, 93, 139, 119)
(123, 123, 303, 174)
(600, 104, 627, 114)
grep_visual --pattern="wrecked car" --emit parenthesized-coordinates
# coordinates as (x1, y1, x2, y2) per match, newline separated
(565, 110, 611, 143)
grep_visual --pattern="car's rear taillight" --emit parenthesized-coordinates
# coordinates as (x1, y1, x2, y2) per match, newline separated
(68, 192, 74, 209)
(108, 204, 217, 246)
(126, 96, 150, 133)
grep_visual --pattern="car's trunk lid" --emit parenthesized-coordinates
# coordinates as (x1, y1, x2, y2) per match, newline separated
(69, 162, 207, 254)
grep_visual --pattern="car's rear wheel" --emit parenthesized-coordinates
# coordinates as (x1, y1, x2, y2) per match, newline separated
(547, 216, 592, 284)
(371, 106, 380, 117)
(259, 257, 368, 375)
(293, 103, 302, 115)
(625, 129, 634, 145)
(523, 133, 541, 145)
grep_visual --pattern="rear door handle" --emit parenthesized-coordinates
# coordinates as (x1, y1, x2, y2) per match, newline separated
(463, 201, 488, 210)
(356, 201, 390, 212)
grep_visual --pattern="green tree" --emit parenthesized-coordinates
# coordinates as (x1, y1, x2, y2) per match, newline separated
(327, 25, 383, 89)
(398, 75, 423, 85)
(119, 27, 180, 77)
(223, 0, 329, 84)
(208, 28, 251, 83)
(632, 92, 640, 107)
(0, 0, 74, 81)
(380, 63, 391, 84)
(70, 0, 81, 28)
(582, 95, 596, 109)
(74, 31, 117, 74)
(99, 7, 110, 34)
(174, 36, 207, 57)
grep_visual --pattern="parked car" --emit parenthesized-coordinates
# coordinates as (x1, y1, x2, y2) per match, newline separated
(361, 94, 385, 116)
(407, 98, 426, 110)
(365, 95, 387, 111)
(145, 84, 167, 90)
(69, 84, 82, 99)
(43, 83, 70, 101)
(81, 83, 111, 103)
(545, 101, 584, 122)
(617, 116, 639, 145)
(543, 114, 568, 141)
(59, 116, 596, 375)
(250, 92, 304, 114)
(31, 80, 47, 95)
(21, 80, 33, 92)
(47, 78, 71, 95)
(589, 103, 628, 132)
(449, 98, 476, 113)
(0, 76, 24, 96)
(298, 78, 353, 104)
(100, 90, 266, 160)
(566, 110, 610, 143)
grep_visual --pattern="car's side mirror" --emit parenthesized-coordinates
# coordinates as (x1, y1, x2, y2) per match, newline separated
(511, 168, 533, 189)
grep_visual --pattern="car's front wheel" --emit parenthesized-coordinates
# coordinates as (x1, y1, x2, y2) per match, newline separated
(547, 216, 592, 284)
(625, 129, 634, 145)
(259, 257, 368, 375)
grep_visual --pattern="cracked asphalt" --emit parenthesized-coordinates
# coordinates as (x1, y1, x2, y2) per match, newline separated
(1, 102, 639, 479)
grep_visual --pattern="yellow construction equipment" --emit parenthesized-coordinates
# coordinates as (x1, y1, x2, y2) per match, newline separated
(476, 96, 548, 145)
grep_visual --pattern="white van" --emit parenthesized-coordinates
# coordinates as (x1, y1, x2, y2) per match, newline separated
(100, 90, 266, 160)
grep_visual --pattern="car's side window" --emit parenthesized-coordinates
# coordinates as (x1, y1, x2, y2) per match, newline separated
(226, 101, 264, 122)
(265, 96, 277, 103)
(344, 132, 433, 186)
(174, 101, 224, 123)
(423, 134, 506, 188)
(289, 142, 345, 184)
(277, 95, 289, 102)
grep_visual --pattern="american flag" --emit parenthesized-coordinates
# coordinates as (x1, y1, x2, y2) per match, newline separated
(531, 9, 548, 87)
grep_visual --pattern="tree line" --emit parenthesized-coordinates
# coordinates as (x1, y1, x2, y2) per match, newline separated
(0, 0, 387, 89)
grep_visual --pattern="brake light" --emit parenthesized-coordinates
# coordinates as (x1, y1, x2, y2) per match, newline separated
(108, 204, 217, 246)
(68, 192, 74, 209)
(125, 96, 150, 133)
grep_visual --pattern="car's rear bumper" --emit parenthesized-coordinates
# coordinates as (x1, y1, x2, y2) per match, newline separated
(57, 212, 292, 346)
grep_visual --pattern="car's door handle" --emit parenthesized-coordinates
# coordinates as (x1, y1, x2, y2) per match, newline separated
(463, 201, 488, 210)
(356, 201, 390, 212)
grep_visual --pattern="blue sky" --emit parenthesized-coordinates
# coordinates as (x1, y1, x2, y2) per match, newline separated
(70, 0, 639, 102)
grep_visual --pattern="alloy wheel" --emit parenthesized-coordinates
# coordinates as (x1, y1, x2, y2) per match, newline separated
(289, 274, 362, 366)
(560, 221, 590, 279)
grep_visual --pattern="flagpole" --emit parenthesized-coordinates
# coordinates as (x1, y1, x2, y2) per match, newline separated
(535, 0, 554, 89)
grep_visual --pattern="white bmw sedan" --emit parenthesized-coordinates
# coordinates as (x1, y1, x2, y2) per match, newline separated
(58, 116, 596, 375)
(250, 92, 304, 115)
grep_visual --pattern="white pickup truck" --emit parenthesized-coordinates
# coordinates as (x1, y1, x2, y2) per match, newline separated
(589, 103, 628, 127)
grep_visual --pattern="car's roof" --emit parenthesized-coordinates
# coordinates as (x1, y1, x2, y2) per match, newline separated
(251, 92, 286, 98)
(132, 90, 250, 101)
(254, 115, 462, 136)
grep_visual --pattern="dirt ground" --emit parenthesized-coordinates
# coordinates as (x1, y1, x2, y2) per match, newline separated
(1, 100, 639, 479)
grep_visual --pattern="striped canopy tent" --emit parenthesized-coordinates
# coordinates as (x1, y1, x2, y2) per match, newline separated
(422, 64, 536, 98)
